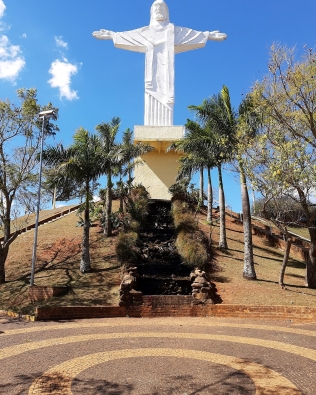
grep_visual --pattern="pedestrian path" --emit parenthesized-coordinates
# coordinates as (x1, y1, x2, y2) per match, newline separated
(1, 316, 315, 394)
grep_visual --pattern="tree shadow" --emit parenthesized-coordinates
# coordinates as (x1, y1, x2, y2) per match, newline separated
(281, 286, 316, 297)
(92, 265, 121, 273)
(226, 226, 244, 234)
(0, 371, 254, 395)
(286, 273, 305, 279)
(1, 362, 302, 394)
(286, 260, 306, 269)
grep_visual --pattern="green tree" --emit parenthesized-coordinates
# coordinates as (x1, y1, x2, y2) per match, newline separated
(249, 43, 316, 288)
(43, 128, 102, 273)
(116, 128, 154, 211)
(96, 118, 121, 237)
(42, 167, 83, 209)
(170, 121, 215, 223)
(221, 86, 257, 280)
(0, 89, 58, 284)
(119, 128, 154, 185)
(244, 120, 316, 287)
(188, 94, 237, 249)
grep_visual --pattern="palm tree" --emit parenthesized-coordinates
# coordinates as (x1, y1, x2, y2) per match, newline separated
(43, 128, 102, 273)
(177, 155, 205, 203)
(189, 95, 236, 249)
(96, 118, 121, 237)
(171, 120, 215, 223)
(119, 128, 154, 185)
(115, 128, 154, 212)
(219, 86, 257, 279)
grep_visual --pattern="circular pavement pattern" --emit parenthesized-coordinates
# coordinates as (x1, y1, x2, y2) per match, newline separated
(0, 316, 316, 394)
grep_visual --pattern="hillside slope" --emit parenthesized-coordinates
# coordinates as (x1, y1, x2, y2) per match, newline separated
(199, 211, 316, 307)
(0, 205, 315, 314)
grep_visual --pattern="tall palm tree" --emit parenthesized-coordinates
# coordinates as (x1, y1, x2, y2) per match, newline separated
(115, 128, 154, 212)
(43, 128, 102, 273)
(171, 120, 215, 223)
(189, 95, 236, 249)
(119, 128, 154, 185)
(220, 87, 257, 279)
(177, 154, 205, 203)
(96, 118, 121, 237)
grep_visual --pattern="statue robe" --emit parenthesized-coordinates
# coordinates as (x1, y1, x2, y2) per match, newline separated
(112, 24, 209, 126)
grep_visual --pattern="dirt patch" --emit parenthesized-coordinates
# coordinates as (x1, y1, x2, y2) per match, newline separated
(0, 206, 121, 314)
(198, 209, 316, 307)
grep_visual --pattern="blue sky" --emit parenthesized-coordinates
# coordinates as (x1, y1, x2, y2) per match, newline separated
(0, 0, 315, 211)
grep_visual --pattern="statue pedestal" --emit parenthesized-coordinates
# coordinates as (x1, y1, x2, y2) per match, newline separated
(134, 125, 184, 200)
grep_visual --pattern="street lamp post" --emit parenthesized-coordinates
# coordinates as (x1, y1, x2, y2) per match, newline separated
(30, 110, 57, 287)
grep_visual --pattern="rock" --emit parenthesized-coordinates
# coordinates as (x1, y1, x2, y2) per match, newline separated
(192, 284, 202, 290)
(193, 292, 207, 300)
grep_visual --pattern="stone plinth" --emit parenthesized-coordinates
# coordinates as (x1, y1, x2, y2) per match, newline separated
(134, 126, 185, 200)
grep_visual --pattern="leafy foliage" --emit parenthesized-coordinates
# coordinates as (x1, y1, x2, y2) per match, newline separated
(42, 128, 103, 273)
(0, 88, 58, 283)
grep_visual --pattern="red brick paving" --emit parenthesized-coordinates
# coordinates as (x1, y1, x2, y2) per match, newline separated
(0, 316, 315, 394)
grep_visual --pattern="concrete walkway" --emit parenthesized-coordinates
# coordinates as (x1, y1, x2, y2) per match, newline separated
(1, 315, 316, 394)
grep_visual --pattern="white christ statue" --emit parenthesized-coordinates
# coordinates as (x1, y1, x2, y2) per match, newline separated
(93, 0, 227, 126)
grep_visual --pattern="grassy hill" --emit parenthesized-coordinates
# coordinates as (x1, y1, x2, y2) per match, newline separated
(0, 203, 315, 314)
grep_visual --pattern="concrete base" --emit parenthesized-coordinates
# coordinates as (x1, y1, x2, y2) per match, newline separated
(134, 126, 185, 200)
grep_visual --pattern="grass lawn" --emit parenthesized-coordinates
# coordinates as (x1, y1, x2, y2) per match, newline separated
(0, 204, 315, 315)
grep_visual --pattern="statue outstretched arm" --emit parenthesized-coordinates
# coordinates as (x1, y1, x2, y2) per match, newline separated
(92, 29, 114, 40)
(208, 30, 227, 41)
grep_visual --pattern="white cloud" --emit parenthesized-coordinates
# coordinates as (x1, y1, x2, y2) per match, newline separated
(48, 58, 79, 100)
(21, 33, 27, 39)
(55, 36, 68, 49)
(0, 35, 25, 82)
(55, 202, 66, 208)
(0, 0, 6, 19)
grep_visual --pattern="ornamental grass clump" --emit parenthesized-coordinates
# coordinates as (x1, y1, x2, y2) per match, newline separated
(175, 229, 209, 269)
(172, 200, 198, 231)
(126, 186, 149, 231)
(172, 199, 210, 270)
(115, 185, 149, 266)
(116, 232, 139, 265)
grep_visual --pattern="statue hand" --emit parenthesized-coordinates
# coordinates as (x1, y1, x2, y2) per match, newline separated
(92, 29, 113, 40)
(208, 30, 227, 41)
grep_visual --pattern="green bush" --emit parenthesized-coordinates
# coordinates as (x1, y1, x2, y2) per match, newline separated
(172, 200, 198, 232)
(172, 198, 210, 270)
(175, 229, 209, 269)
(125, 186, 149, 230)
(115, 232, 139, 265)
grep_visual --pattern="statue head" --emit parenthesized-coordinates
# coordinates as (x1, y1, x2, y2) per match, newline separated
(150, 0, 170, 25)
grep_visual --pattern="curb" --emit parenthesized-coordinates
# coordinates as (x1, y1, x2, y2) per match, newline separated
(0, 309, 37, 321)
(2, 304, 315, 323)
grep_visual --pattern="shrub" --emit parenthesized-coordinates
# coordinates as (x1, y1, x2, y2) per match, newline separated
(174, 213, 198, 233)
(172, 200, 198, 232)
(115, 232, 139, 265)
(172, 198, 210, 270)
(125, 185, 149, 230)
(175, 229, 209, 269)
(110, 211, 141, 233)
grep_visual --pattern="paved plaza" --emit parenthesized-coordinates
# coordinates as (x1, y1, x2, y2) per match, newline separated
(0, 315, 316, 394)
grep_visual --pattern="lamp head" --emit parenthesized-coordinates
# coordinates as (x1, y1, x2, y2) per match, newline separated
(38, 110, 57, 120)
